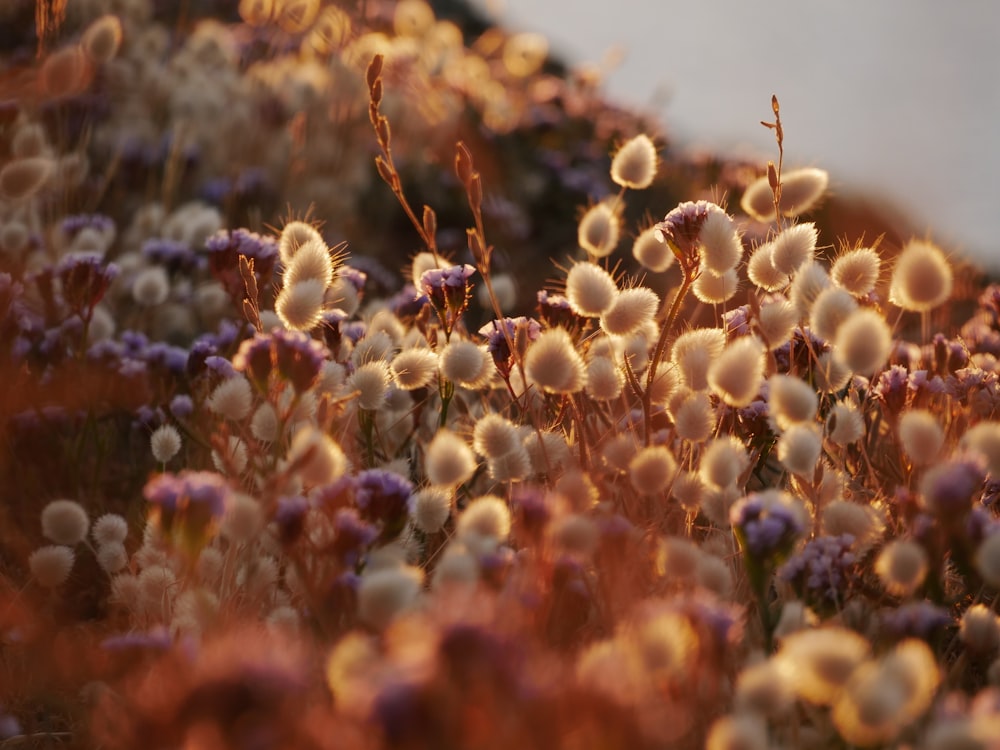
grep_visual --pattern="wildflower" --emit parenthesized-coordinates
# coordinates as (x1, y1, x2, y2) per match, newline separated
(629, 445, 678, 495)
(610, 134, 658, 189)
(747, 242, 790, 291)
(577, 201, 620, 258)
(536, 290, 582, 332)
(889, 239, 953, 312)
(524, 327, 587, 394)
(708, 335, 765, 407)
(207, 375, 253, 421)
(832, 247, 881, 296)
(565, 262, 617, 317)
(919, 456, 986, 517)
(29, 545, 75, 588)
(822, 500, 883, 552)
(150, 424, 182, 463)
(144, 471, 229, 552)
(976, 532, 1000, 588)
(57, 254, 119, 314)
(92, 513, 128, 546)
(41, 499, 90, 546)
(654, 200, 717, 266)
(960, 422, 1000, 476)
(479, 316, 540, 380)
(421, 264, 476, 333)
(424, 430, 476, 487)
(835, 308, 892, 375)
(776, 626, 870, 705)
(205, 228, 279, 297)
(880, 601, 951, 641)
(779, 534, 856, 607)
(599, 286, 658, 336)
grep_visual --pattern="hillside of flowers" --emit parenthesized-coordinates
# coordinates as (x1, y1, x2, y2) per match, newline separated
(3, 1, 1000, 748)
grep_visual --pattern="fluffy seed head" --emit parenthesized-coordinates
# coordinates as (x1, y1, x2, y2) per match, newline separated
(814, 352, 852, 393)
(708, 335, 765, 407)
(706, 715, 769, 750)
(610, 134, 657, 189)
(670, 389, 715, 443)
(747, 242, 789, 292)
(92, 513, 128, 546)
(278, 221, 323, 266)
(82, 15, 123, 64)
(832, 247, 881, 296)
(251, 403, 279, 443)
(776, 626, 870, 705)
(220, 493, 264, 544)
(834, 308, 892, 375)
(692, 267, 739, 304)
(875, 540, 928, 597)
(789, 260, 830, 320)
(698, 209, 743, 275)
(457, 495, 511, 540)
(671, 328, 726, 391)
(777, 422, 823, 477)
(357, 566, 424, 630)
(440, 340, 491, 388)
(150, 424, 182, 463)
(283, 237, 333, 288)
(288, 426, 347, 486)
(97, 542, 128, 574)
(889, 240, 953, 312)
(487, 445, 532, 482)
(976, 533, 1000, 588)
(349, 361, 390, 411)
(629, 445, 678, 495)
(524, 327, 587, 394)
(699, 437, 749, 489)
(390, 348, 438, 390)
(565, 262, 617, 316)
(0, 157, 54, 200)
(132, 266, 170, 306)
(822, 501, 882, 552)
(600, 286, 659, 336)
(757, 298, 798, 350)
(898, 409, 945, 466)
(207, 376, 253, 421)
(632, 226, 674, 272)
(771, 223, 819, 275)
(810, 286, 858, 341)
(768, 374, 818, 431)
(742, 167, 829, 222)
(41, 499, 89, 546)
(425, 430, 476, 487)
(960, 604, 1000, 653)
(40, 45, 90, 98)
(961, 422, 1000, 477)
(411, 487, 452, 533)
(586, 356, 624, 401)
(578, 202, 620, 258)
(276, 278, 326, 331)
(29, 545, 75, 588)
(472, 414, 521, 459)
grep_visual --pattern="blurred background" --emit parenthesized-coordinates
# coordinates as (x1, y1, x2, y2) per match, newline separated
(471, 0, 1000, 271)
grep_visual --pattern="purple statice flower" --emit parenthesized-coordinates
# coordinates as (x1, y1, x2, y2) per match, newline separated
(320, 308, 348, 353)
(778, 534, 856, 607)
(880, 601, 951, 641)
(144, 471, 229, 542)
(272, 329, 328, 392)
(120, 330, 150, 355)
(510, 487, 551, 541)
(931, 332, 970, 374)
(479, 316, 541, 379)
(0, 273, 23, 322)
(142, 237, 200, 273)
(101, 626, 173, 652)
(170, 394, 194, 419)
(274, 495, 309, 545)
(873, 364, 909, 418)
(204, 228, 279, 298)
(60, 213, 114, 240)
(186, 339, 217, 380)
(536, 290, 580, 332)
(730, 491, 805, 560)
(354, 469, 414, 538)
(337, 265, 369, 293)
(421, 264, 476, 334)
(341, 320, 367, 345)
(56, 254, 119, 313)
(233, 333, 273, 390)
(965, 505, 998, 546)
(203, 355, 237, 380)
(921, 456, 987, 518)
(388, 283, 425, 319)
(330, 508, 378, 568)
(722, 304, 752, 337)
(653, 200, 715, 263)
(906, 369, 946, 411)
(143, 342, 189, 377)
